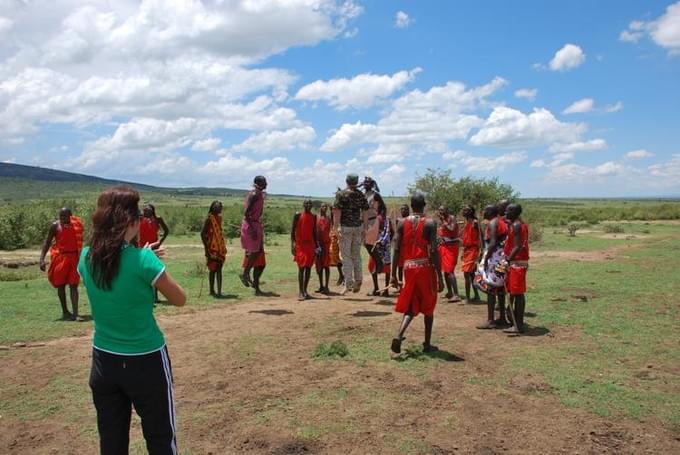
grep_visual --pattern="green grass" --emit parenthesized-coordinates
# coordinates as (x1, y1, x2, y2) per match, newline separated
(505, 225, 680, 428)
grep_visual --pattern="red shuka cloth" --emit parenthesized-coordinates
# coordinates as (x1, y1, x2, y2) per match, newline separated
(294, 212, 316, 268)
(394, 216, 438, 317)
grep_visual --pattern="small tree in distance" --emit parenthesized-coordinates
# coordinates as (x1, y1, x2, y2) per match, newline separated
(407, 169, 519, 215)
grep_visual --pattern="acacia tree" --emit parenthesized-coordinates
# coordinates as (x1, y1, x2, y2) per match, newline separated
(407, 169, 518, 215)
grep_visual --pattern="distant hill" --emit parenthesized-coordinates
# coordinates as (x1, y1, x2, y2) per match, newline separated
(0, 163, 252, 200)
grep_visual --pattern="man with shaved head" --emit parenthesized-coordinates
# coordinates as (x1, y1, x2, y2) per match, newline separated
(39, 208, 84, 320)
(292, 199, 319, 300)
(390, 192, 444, 354)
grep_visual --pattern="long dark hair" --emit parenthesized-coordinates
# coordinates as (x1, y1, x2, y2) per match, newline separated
(373, 193, 387, 217)
(87, 186, 140, 290)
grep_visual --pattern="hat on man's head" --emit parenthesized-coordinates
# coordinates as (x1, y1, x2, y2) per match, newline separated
(346, 173, 359, 185)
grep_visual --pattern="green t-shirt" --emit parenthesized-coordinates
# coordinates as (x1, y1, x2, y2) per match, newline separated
(78, 245, 166, 355)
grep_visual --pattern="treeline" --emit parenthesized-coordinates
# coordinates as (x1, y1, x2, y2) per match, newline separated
(0, 200, 299, 251)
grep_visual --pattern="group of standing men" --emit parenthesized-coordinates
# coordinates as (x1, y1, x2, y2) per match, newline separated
(38, 173, 530, 354)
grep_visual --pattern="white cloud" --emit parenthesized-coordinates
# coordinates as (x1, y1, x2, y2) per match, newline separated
(192, 137, 221, 152)
(604, 101, 624, 113)
(621, 2, 680, 55)
(0, 0, 361, 142)
(549, 139, 607, 154)
(530, 159, 546, 168)
(469, 106, 585, 149)
(563, 98, 594, 114)
(619, 20, 646, 43)
(443, 150, 527, 173)
(365, 143, 410, 164)
(514, 88, 537, 101)
(594, 161, 624, 176)
(295, 68, 421, 110)
(548, 44, 586, 71)
(321, 76, 507, 151)
(230, 126, 316, 154)
(395, 11, 411, 28)
(648, 154, 680, 185)
(625, 149, 654, 159)
(0, 16, 13, 34)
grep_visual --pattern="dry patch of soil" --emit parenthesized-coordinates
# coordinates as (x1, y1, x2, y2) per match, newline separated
(1, 286, 678, 454)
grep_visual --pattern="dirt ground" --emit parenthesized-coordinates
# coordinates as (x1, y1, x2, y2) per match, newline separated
(2, 280, 679, 454)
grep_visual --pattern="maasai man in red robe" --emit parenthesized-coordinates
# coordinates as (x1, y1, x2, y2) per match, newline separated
(291, 199, 319, 300)
(390, 193, 444, 354)
(503, 203, 530, 334)
(242, 250, 267, 296)
(461, 205, 482, 303)
(138, 203, 169, 302)
(39, 208, 83, 320)
(315, 202, 332, 295)
(476, 204, 510, 329)
(437, 206, 461, 302)
(240, 176, 267, 288)
(201, 201, 227, 297)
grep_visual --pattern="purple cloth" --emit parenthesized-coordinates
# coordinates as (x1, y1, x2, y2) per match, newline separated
(241, 190, 264, 253)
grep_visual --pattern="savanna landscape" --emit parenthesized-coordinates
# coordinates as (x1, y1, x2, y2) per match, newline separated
(1, 164, 679, 454)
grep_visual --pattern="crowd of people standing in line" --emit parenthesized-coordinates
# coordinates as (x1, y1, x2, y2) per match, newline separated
(36, 173, 529, 453)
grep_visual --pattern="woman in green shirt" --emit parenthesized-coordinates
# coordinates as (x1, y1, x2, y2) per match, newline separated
(78, 185, 186, 455)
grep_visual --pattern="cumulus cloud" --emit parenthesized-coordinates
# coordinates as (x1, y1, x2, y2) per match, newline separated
(469, 106, 585, 149)
(648, 154, 680, 186)
(625, 149, 654, 159)
(546, 161, 628, 182)
(395, 11, 411, 28)
(530, 159, 546, 168)
(548, 44, 586, 71)
(620, 2, 680, 55)
(514, 88, 537, 101)
(229, 126, 316, 154)
(295, 68, 421, 110)
(192, 137, 221, 152)
(549, 139, 607, 154)
(0, 0, 361, 149)
(442, 150, 527, 173)
(321, 76, 507, 151)
(563, 98, 594, 114)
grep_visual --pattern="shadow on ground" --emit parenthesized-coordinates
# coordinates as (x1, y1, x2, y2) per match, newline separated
(351, 311, 391, 317)
(248, 309, 294, 316)
(393, 347, 465, 362)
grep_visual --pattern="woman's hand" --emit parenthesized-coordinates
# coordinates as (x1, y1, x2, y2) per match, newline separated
(145, 241, 166, 259)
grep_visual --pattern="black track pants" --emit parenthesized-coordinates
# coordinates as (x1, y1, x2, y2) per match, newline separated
(89, 346, 177, 455)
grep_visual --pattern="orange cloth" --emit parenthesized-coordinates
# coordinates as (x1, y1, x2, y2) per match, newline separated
(294, 212, 316, 268)
(316, 216, 331, 271)
(462, 219, 481, 273)
(328, 229, 341, 266)
(506, 264, 527, 295)
(139, 217, 159, 246)
(394, 216, 438, 316)
(439, 243, 459, 273)
(242, 251, 266, 268)
(206, 214, 227, 268)
(503, 221, 530, 260)
(47, 216, 83, 287)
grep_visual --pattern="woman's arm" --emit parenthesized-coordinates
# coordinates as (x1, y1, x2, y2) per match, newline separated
(155, 271, 186, 307)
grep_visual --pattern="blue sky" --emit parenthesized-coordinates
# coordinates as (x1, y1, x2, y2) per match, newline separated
(1, 0, 679, 197)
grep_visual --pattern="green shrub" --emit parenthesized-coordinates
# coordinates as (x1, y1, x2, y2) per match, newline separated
(603, 224, 625, 234)
(312, 340, 349, 359)
(528, 224, 543, 244)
